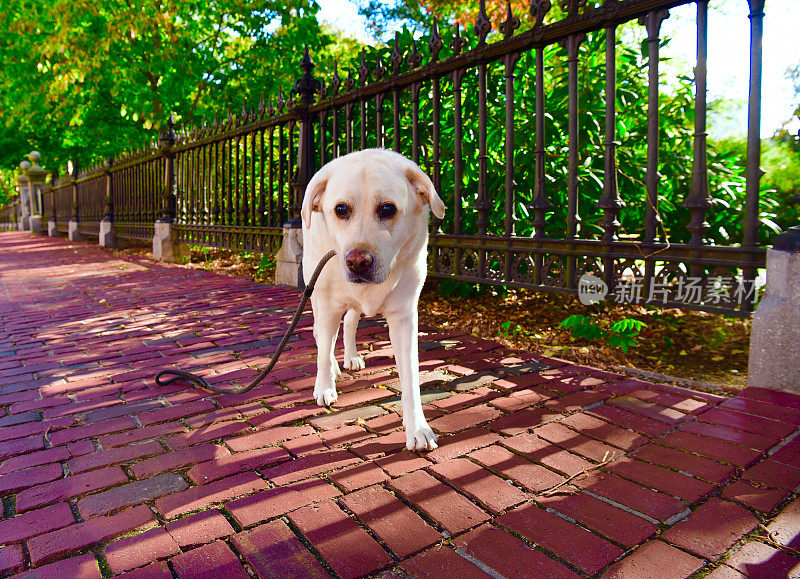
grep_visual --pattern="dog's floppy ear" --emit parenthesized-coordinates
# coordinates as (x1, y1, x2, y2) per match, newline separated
(404, 163, 445, 219)
(301, 165, 332, 228)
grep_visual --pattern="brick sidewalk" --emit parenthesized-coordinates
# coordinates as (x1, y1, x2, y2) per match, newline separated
(0, 230, 799, 578)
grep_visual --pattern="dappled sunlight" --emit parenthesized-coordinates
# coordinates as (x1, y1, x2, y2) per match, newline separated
(1, 230, 799, 577)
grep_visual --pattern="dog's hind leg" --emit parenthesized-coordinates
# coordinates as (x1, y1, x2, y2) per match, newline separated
(342, 309, 365, 371)
(312, 303, 341, 406)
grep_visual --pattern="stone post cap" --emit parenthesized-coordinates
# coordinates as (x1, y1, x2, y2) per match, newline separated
(773, 226, 800, 252)
(17, 160, 30, 182)
(25, 161, 48, 182)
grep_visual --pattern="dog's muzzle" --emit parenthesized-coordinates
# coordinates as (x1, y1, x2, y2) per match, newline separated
(345, 249, 377, 283)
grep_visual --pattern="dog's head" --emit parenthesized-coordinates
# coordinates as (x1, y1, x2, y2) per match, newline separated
(301, 149, 445, 285)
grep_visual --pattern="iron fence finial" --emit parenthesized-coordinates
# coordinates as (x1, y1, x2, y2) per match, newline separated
(449, 23, 467, 55)
(359, 50, 369, 85)
(475, 0, 491, 47)
(407, 40, 422, 68)
(391, 32, 403, 74)
(292, 46, 322, 106)
(500, 2, 520, 38)
(159, 114, 177, 148)
(373, 54, 386, 81)
(332, 62, 342, 95)
(429, 17, 443, 62)
(530, 0, 552, 24)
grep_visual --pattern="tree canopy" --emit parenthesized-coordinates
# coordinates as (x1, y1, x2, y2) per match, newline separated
(0, 0, 345, 173)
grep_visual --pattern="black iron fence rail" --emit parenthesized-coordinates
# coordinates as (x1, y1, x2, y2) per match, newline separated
(26, 0, 770, 316)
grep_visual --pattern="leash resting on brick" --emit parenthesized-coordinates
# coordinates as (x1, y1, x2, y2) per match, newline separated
(154, 249, 336, 395)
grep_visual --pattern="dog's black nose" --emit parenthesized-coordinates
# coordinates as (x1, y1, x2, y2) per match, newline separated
(346, 249, 374, 276)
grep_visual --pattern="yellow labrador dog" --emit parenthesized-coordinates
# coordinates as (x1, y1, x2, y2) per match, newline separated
(301, 149, 445, 451)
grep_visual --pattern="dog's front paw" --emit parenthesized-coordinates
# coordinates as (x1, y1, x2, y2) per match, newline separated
(314, 383, 338, 406)
(405, 423, 438, 451)
(343, 355, 365, 371)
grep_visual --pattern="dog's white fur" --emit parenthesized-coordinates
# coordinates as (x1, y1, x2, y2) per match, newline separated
(301, 149, 445, 451)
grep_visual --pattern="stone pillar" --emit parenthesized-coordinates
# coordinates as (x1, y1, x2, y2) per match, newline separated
(152, 221, 186, 262)
(68, 220, 82, 241)
(16, 161, 30, 231)
(275, 226, 304, 286)
(274, 47, 322, 288)
(99, 159, 115, 248)
(68, 162, 81, 241)
(99, 220, 115, 248)
(24, 152, 47, 234)
(151, 116, 186, 262)
(47, 169, 61, 237)
(748, 226, 800, 391)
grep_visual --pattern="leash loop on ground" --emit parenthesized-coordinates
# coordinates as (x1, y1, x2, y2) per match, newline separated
(154, 249, 336, 395)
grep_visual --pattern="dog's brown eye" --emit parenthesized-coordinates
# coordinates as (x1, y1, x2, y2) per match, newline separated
(377, 202, 397, 220)
(334, 203, 351, 219)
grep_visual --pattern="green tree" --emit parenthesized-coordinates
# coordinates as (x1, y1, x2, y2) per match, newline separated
(0, 0, 334, 172)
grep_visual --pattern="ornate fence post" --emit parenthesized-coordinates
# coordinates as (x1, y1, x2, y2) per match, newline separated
(68, 162, 82, 241)
(16, 160, 30, 231)
(99, 158, 115, 248)
(152, 116, 187, 262)
(24, 151, 47, 234)
(748, 226, 800, 390)
(275, 47, 321, 287)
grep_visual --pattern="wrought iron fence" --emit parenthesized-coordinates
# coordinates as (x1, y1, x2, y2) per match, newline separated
(171, 111, 298, 253)
(111, 153, 163, 242)
(0, 199, 19, 230)
(30, 0, 770, 316)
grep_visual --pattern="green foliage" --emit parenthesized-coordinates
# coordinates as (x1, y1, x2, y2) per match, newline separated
(775, 63, 800, 149)
(257, 253, 276, 277)
(559, 315, 607, 341)
(762, 141, 800, 196)
(0, 0, 341, 172)
(607, 318, 647, 352)
(558, 314, 646, 352)
(609, 318, 647, 334)
(0, 171, 14, 205)
(713, 136, 800, 234)
(497, 320, 522, 339)
(437, 279, 482, 298)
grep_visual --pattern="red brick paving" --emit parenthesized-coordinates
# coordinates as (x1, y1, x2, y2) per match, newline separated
(399, 545, 492, 577)
(497, 502, 625, 575)
(2, 231, 800, 577)
(603, 540, 705, 578)
(105, 527, 181, 574)
(661, 498, 760, 559)
(231, 519, 330, 577)
(170, 540, 250, 579)
(164, 508, 235, 548)
(288, 500, 392, 578)
(454, 524, 580, 578)
(340, 484, 441, 558)
(718, 541, 800, 577)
